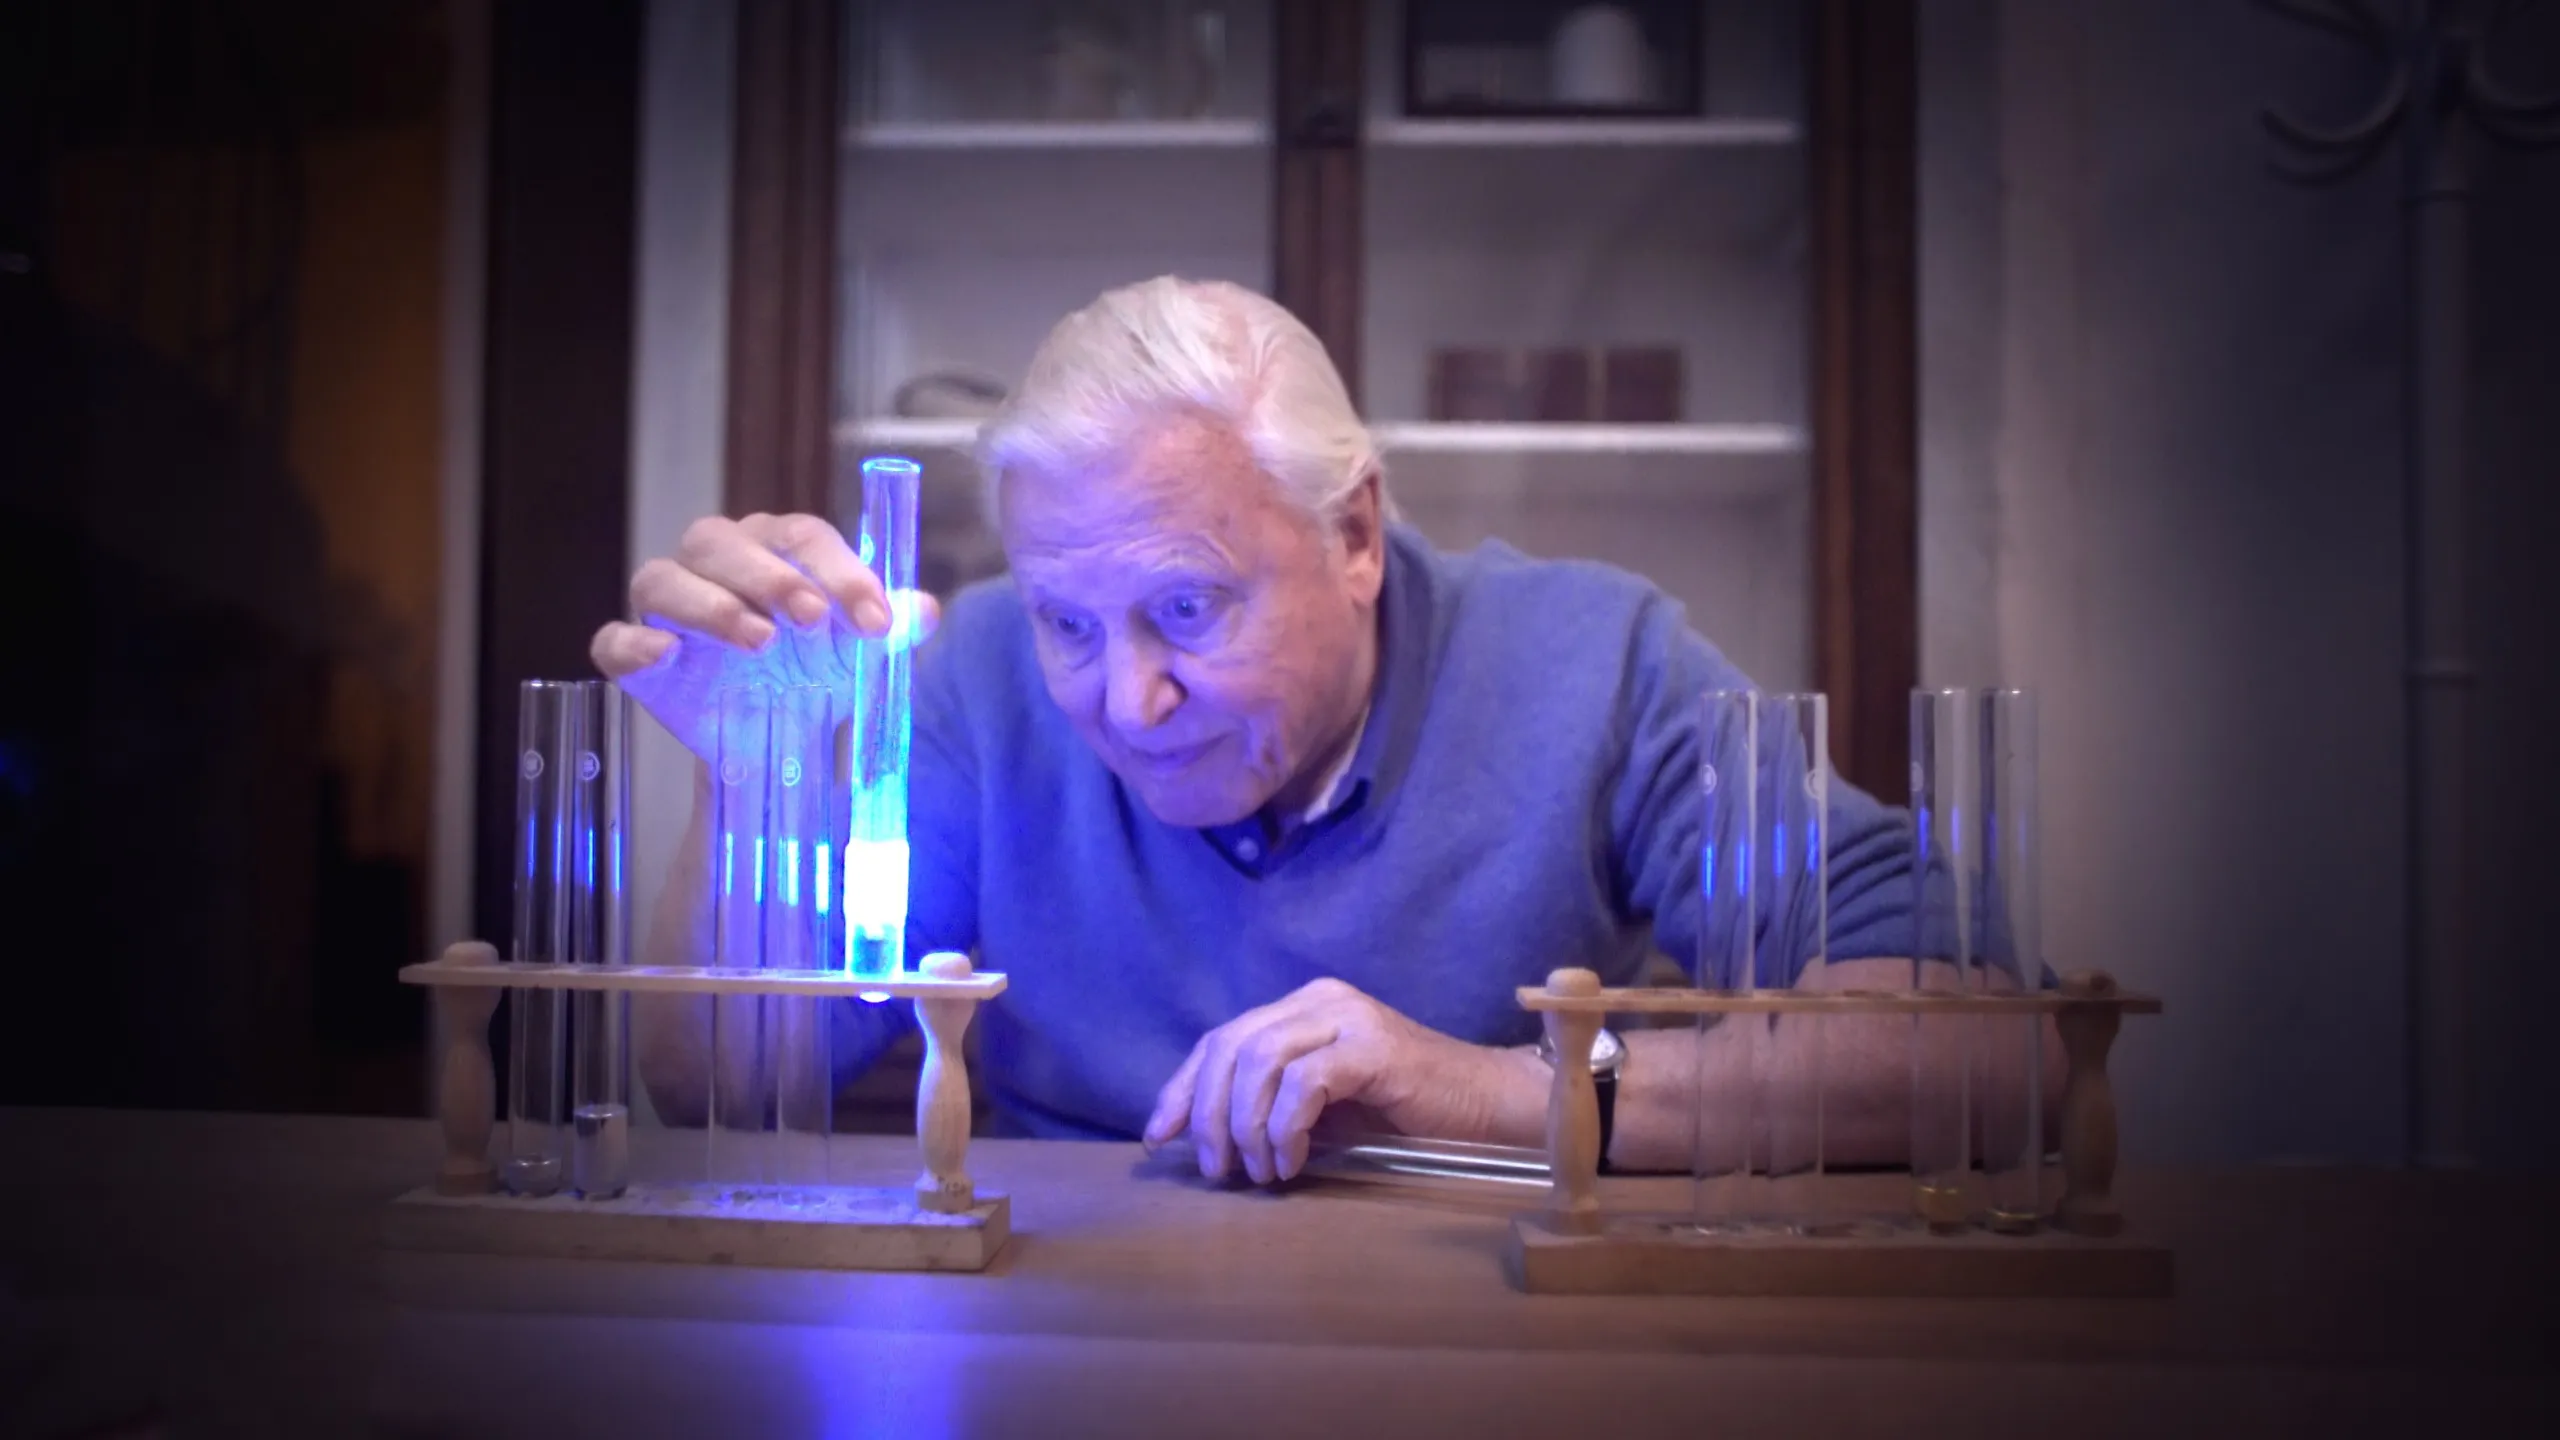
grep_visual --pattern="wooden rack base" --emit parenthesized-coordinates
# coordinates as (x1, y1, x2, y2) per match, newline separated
(1516, 966, 2168, 1297)
(396, 942, 1011, 1272)
(383, 1181, 1010, 1272)
(1508, 1211, 2172, 1298)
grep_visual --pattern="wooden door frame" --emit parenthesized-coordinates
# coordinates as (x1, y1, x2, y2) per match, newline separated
(1809, 0, 1920, 801)
(470, 0, 643, 952)
(1275, 0, 1367, 399)
(724, 0, 843, 521)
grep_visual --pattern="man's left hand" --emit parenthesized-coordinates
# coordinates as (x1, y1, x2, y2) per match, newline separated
(1141, 978, 1530, 1185)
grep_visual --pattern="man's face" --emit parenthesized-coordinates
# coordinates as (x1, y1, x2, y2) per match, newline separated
(999, 413, 1382, 829)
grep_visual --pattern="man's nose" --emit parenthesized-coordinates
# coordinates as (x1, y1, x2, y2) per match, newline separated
(1103, 634, 1183, 734)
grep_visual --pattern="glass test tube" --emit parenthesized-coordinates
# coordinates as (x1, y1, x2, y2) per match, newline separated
(1759, 693, 1831, 1226)
(846, 455, 919, 990)
(710, 683, 835, 1187)
(1691, 690, 1830, 1228)
(1692, 690, 1760, 1230)
(567, 682, 632, 1199)
(770, 684, 836, 1186)
(1977, 688, 2046, 1232)
(505, 680, 590, 1195)
(1908, 689, 1977, 1232)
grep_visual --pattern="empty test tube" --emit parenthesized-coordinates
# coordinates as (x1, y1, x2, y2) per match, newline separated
(1692, 689, 1759, 1230)
(1758, 692, 1832, 1227)
(710, 682, 836, 1187)
(1978, 688, 2047, 1233)
(507, 679, 625, 1197)
(1692, 690, 1831, 1229)
(770, 684, 836, 1185)
(568, 682, 632, 1198)
(846, 455, 919, 988)
(1908, 689, 1977, 1232)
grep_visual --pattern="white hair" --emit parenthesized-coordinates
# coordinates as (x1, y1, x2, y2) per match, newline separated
(972, 276, 1392, 530)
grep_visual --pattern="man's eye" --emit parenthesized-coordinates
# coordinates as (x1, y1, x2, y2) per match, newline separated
(1045, 611, 1094, 643)
(1155, 593, 1221, 634)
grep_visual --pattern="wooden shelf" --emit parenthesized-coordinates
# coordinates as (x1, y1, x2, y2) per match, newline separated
(397, 959, 1008, 1002)
(846, 119, 1267, 151)
(836, 417, 982, 450)
(836, 419, 1806, 458)
(1367, 117, 1800, 149)
(1375, 422, 1805, 456)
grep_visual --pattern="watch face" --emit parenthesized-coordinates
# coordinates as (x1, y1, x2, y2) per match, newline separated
(1587, 1027, 1626, 1074)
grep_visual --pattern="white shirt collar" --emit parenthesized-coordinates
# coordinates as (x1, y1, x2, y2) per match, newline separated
(1301, 702, 1371, 824)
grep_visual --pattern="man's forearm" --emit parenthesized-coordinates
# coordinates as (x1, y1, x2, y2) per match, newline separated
(1459, 958, 2067, 1173)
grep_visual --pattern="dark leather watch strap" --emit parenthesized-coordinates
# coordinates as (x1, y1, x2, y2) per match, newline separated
(1595, 1069, 1618, 1176)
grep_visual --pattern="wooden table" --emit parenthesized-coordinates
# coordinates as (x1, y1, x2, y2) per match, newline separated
(1, 1107, 2553, 1438)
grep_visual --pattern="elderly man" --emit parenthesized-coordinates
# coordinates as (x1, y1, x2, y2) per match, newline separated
(593, 276, 1953, 1186)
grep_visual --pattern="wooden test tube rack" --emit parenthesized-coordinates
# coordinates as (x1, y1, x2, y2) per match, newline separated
(381, 941, 1012, 1272)
(1511, 967, 2170, 1297)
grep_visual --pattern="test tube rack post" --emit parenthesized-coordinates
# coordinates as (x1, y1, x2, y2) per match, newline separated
(383, 942, 1012, 1272)
(1509, 967, 2169, 1297)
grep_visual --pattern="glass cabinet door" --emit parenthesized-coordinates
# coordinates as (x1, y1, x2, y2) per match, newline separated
(1358, 0, 1811, 691)
(833, 0, 1277, 595)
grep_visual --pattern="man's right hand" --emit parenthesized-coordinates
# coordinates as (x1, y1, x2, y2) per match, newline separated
(590, 512, 939, 760)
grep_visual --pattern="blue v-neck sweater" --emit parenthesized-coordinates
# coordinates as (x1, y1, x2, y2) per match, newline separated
(834, 524, 1916, 1141)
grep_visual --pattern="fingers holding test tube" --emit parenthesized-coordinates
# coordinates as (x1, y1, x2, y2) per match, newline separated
(590, 511, 939, 761)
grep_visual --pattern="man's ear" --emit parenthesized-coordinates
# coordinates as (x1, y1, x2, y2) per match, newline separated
(1336, 467, 1386, 604)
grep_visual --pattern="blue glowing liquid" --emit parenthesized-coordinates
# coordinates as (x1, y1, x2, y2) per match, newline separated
(845, 457, 918, 987)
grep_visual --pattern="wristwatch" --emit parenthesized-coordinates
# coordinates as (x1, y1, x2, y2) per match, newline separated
(1536, 1025, 1627, 1173)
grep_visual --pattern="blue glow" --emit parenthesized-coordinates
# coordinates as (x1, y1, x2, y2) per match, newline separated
(720, 831, 734, 898)
(815, 841, 832, 916)
(1773, 823, 1788, 877)
(753, 835, 766, 905)
(1702, 842, 1716, 901)
(845, 457, 918, 984)
(781, 838, 801, 908)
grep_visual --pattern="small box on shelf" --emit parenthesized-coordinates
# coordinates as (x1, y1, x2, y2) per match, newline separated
(1425, 344, 1686, 423)
(1599, 347, 1682, 423)
(1522, 348, 1594, 422)
(1427, 348, 1518, 421)
(1401, 0, 1702, 120)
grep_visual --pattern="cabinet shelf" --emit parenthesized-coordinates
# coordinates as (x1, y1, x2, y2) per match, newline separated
(846, 120, 1268, 151)
(837, 417, 981, 450)
(1372, 422, 1804, 455)
(1366, 117, 1800, 148)
(835, 418, 1808, 458)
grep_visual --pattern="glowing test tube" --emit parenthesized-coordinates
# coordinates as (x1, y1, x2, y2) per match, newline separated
(568, 681, 632, 1199)
(1908, 688, 1977, 1232)
(1758, 692, 1831, 1226)
(845, 455, 919, 990)
(1692, 689, 1760, 1230)
(504, 680, 578, 1196)
(1977, 688, 2047, 1232)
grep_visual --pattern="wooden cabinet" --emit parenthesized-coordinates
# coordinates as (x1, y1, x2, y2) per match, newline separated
(727, 0, 1912, 795)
